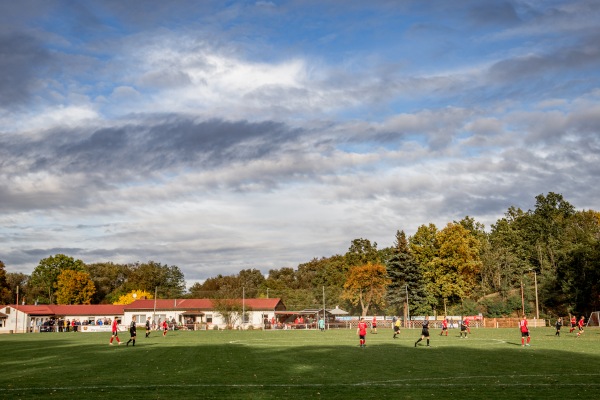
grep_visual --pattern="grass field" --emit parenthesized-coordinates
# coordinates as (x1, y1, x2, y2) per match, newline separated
(1, 326, 599, 399)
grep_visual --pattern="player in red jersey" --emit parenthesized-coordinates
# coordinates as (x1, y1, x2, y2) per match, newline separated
(520, 315, 530, 347)
(464, 317, 471, 334)
(162, 320, 168, 337)
(109, 317, 122, 345)
(576, 316, 585, 337)
(371, 316, 378, 334)
(569, 315, 577, 333)
(440, 317, 448, 336)
(357, 317, 368, 347)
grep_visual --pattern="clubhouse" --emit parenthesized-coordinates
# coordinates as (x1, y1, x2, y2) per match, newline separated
(0, 298, 287, 333)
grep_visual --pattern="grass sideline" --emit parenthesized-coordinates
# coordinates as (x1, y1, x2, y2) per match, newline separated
(1, 327, 599, 399)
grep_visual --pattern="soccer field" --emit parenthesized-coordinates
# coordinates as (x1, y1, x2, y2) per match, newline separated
(1, 327, 599, 399)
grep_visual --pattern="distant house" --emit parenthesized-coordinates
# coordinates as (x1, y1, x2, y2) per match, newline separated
(0, 298, 287, 333)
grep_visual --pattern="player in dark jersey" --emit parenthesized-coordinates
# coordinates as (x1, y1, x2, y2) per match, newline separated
(459, 319, 468, 338)
(555, 317, 562, 337)
(415, 316, 430, 347)
(145, 317, 151, 338)
(126, 320, 137, 346)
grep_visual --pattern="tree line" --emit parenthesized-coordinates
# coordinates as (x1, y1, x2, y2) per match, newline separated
(1, 192, 598, 318)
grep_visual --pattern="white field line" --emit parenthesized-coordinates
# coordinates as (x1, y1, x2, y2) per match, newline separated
(4, 374, 600, 391)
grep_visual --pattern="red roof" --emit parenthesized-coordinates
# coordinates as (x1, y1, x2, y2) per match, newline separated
(7, 298, 285, 315)
(123, 298, 284, 311)
(8, 304, 123, 316)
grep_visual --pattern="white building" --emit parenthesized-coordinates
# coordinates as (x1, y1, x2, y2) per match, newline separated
(0, 298, 287, 333)
(122, 298, 286, 330)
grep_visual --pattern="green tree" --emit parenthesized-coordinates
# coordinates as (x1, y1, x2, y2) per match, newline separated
(554, 210, 600, 314)
(87, 262, 130, 303)
(55, 269, 96, 305)
(0, 261, 11, 304)
(386, 231, 429, 317)
(5, 272, 28, 304)
(29, 254, 86, 304)
(127, 261, 185, 298)
(212, 299, 246, 328)
(342, 262, 390, 317)
(425, 223, 483, 313)
(409, 223, 439, 310)
(345, 238, 381, 267)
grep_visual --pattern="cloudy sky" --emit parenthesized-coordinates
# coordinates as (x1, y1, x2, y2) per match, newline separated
(1, 0, 599, 286)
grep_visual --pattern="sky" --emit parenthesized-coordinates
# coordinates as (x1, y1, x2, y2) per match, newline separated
(1, 0, 599, 287)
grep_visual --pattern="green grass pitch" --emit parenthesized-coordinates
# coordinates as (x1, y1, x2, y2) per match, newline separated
(1, 327, 599, 399)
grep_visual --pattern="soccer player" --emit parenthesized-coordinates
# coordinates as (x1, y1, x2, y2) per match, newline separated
(464, 317, 471, 334)
(126, 320, 137, 346)
(440, 317, 448, 336)
(569, 315, 577, 333)
(145, 317, 151, 338)
(357, 317, 367, 347)
(520, 315, 531, 347)
(162, 320, 168, 337)
(555, 317, 562, 337)
(577, 316, 585, 337)
(371, 316, 378, 334)
(459, 319, 468, 338)
(393, 317, 401, 339)
(109, 317, 121, 345)
(415, 316, 430, 347)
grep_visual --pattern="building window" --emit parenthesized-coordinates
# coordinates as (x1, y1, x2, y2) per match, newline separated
(206, 314, 212, 323)
(132, 314, 146, 324)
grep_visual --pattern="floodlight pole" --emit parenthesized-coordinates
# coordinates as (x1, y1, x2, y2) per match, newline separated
(533, 270, 539, 320)
(323, 286, 326, 330)
(242, 287, 245, 329)
(153, 286, 158, 325)
(15, 285, 19, 333)
(406, 285, 410, 329)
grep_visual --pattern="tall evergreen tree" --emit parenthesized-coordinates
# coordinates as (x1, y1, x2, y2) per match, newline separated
(386, 230, 429, 318)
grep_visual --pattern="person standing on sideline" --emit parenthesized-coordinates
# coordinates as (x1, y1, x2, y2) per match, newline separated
(569, 315, 577, 333)
(520, 315, 531, 347)
(145, 317, 152, 338)
(109, 317, 121, 345)
(371, 316, 378, 334)
(393, 317, 401, 339)
(162, 320, 168, 337)
(555, 317, 563, 336)
(357, 318, 368, 347)
(126, 320, 137, 346)
(415, 316, 430, 347)
(577, 316, 585, 337)
(440, 317, 448, 336)
(318, 317, 325, 331)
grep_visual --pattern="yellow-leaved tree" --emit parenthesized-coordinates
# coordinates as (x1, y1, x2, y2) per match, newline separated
(55, 269, 96, 305)
(342, 262, 390, 317)
(113, 289, 154, 305)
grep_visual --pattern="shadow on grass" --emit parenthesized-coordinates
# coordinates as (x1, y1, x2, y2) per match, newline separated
(1, 332, 599, 400)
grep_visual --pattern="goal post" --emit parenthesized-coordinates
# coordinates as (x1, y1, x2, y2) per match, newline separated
(586, 311, 600, 327)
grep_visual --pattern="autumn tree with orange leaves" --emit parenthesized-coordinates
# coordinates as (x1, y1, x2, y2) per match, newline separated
(342, 262, 390, 317)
